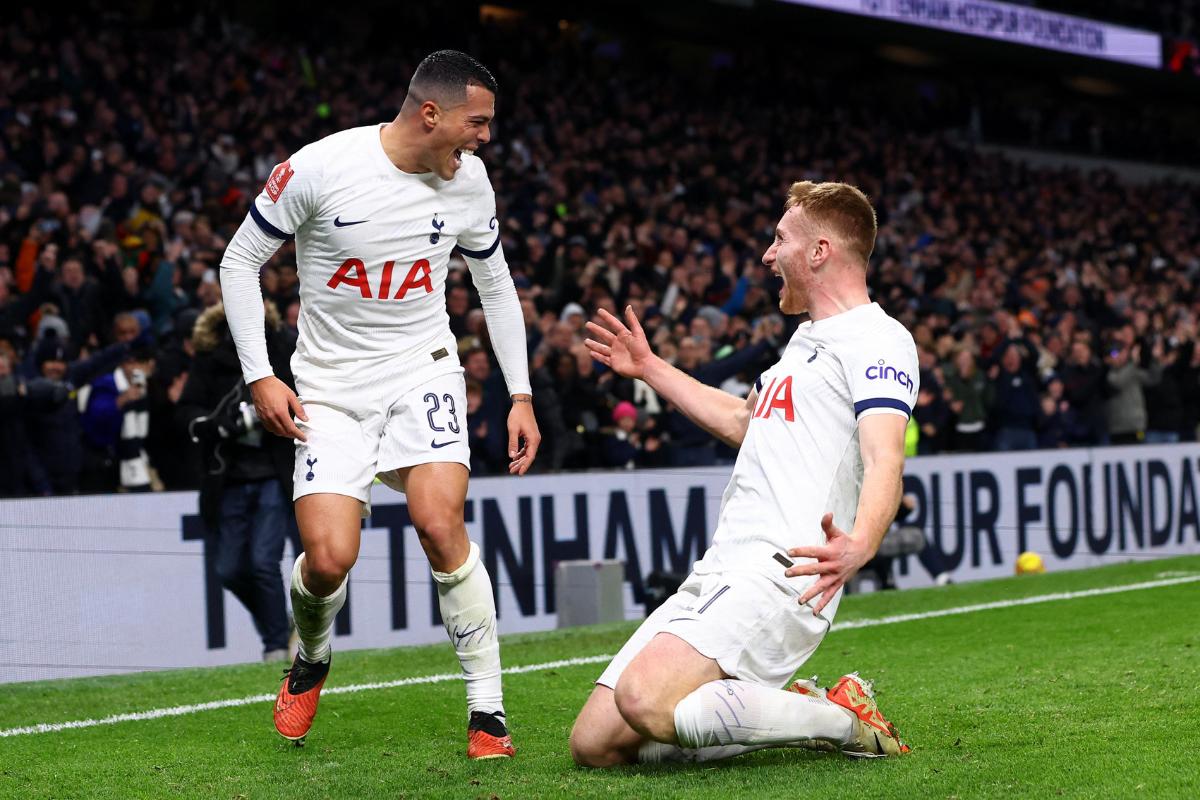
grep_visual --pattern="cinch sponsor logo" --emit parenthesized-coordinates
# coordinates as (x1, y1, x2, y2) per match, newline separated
(866, 359, 914, 393)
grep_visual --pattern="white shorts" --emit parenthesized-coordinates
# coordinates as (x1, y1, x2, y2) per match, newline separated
(596, 570, 839, 690)
(293, 365, 471, 508)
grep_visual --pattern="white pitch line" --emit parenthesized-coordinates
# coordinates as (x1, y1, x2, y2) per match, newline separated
(831, 574, 1200, 631)
(2, 575, 1197, 739)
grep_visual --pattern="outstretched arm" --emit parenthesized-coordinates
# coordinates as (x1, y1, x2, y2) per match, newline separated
(585, 306, 755, 449)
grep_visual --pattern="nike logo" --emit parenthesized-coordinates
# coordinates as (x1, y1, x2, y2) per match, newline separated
(455, 623, 487, 641)
(275, 696, 293, 714)
(431, 439, 461, 449)
(333, 216, 368, 227)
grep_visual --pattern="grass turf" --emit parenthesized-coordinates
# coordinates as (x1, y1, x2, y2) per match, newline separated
(2, 555, 1198, 799)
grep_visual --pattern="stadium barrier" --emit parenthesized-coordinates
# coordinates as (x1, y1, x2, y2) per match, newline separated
(2, 443, 1198, 683)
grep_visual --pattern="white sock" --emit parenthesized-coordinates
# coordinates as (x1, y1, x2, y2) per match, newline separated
(290, 553, 347, 664)
(673, 679, 854, 749)
(432, 542, 504, 717)
(637, 740, 769, 764)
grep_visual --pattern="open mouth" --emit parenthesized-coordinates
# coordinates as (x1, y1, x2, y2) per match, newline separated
(452, 148, 463, 168)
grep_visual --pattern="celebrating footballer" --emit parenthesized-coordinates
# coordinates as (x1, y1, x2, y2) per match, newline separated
(571, 181, 917, 766)
(220, 51, 538, 758)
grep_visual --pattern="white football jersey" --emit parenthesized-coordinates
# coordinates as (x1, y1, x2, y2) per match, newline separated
(249, 124, 502, 395)
(692, 302, 919, 585)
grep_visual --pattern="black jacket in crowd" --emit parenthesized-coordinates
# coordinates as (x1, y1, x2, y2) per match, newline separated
(176, 303, 297, 528)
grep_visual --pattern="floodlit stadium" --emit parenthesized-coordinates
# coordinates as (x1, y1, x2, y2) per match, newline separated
(1, 0, 1198, 797)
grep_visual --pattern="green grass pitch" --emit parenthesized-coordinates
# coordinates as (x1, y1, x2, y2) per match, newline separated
(3, 555, 1199, 799)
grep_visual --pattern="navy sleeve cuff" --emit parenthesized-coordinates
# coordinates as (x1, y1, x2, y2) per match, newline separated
(250, 204, 295, 241)
(853, 397, 912, 418)
(458, 235, 501, 259)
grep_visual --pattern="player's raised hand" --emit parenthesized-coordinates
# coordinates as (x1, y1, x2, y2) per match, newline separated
(783, 513, 873, 616)
(507, 397, 541, 476)
(584, 306, 653, 379)
(249, 375, 308, 442)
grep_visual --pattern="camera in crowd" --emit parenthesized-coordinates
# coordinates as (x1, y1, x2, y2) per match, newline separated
(188, 388, 262, 447)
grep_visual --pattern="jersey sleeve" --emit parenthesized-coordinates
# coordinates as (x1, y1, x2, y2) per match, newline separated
(455, 162, 531, 396)
(455, 160, 500, 259)
(219, 215, 286, 384)
(842, 325, 920, 420)
(249, 145, 322, 240)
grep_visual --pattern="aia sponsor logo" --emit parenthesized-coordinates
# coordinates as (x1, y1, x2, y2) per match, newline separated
(264, 160, 294, 203)
(327, 258, 433, 299)
(753, 375, 794, 421)
(865, 360, 914, 394)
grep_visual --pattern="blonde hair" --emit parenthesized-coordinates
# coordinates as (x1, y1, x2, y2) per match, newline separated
(784, 181, 878, 265)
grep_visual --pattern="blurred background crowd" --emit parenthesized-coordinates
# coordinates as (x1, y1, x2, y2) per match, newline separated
(1, 1, 1198, 497)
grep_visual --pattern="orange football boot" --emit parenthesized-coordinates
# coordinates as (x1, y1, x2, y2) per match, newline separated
(783, 676, 840, 753)
(467, 710, 515, 759)
(786, 676, 827, 698)
(274, 655, 330, 742)
(826, 672, 910, 757)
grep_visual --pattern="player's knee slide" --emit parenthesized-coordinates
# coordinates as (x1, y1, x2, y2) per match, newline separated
(613, 679, 672, 740)
(431, 541, 481, 586)
(569, 737, 624, 769)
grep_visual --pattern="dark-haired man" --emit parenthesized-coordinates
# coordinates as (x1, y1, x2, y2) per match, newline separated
(220, 50, 539, 757)
(573, 182, 915, 767)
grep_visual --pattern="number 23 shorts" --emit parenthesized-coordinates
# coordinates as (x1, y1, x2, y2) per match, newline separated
(292, 364, 471, 509)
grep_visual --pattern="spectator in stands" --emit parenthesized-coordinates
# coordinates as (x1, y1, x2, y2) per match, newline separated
(25, 332, 135, 495)
(1105, 340, 1163, 445)
(178, 301, 297, 663)
(78, 346, 157, 492)
(447, 284, 471, 339)
(942, 348, 989, 451)
(663, 332, 775, 466)
(601, 400, 664, 469)
(0, 6, 1198, 493)
(988, 342, 1041, 451)
(466, 378, 508, 474)
(1143, 336, 1195, 444)
(547, 345, 608, 468)
(913, 381, 952, 455)
(0, 251, 56, 346)
(1058, 340, 1108, 445)
(1036, 378, 1084, 449)
(462, 346, 508, 454)
(145, 308, 203, 490)
(53, 257, 104, 347)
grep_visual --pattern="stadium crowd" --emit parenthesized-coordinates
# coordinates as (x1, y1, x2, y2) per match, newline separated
(1, 7, 1198, 497)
